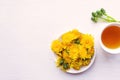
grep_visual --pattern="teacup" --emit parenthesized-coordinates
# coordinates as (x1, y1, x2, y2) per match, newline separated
(100, 23, 120, 54)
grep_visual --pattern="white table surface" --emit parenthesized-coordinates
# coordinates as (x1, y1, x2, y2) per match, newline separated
(0, 0, 120, 80)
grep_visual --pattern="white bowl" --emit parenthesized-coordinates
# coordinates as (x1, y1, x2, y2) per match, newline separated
(66, 51, 96, 73)
(100, 23, 120, 54)
(54, 48, 96, 74)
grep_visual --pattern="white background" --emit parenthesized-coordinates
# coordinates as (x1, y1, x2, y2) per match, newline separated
(0, 0, 120, 80)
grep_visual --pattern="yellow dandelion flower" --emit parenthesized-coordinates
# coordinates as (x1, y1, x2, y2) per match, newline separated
(82, 60, 91, 66)
(51, 29, 94, 71)
(61, 29, 81, 44)
(51, 40, 63, 56)
(71, 61, 82, 70)
(62, 51, 71, 64)
(69, 44, 79, 60)
(78, 45, 87, 59)
(81, 34, 94, 49)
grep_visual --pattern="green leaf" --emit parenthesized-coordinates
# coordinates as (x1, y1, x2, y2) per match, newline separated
(59, 59, 64, 65)
(74, 39, 80, 44)
(63, 63, 69, 70)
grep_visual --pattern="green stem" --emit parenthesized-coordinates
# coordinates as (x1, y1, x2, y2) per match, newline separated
(101, 17, 112, 22)
(104, 14, 118, 22)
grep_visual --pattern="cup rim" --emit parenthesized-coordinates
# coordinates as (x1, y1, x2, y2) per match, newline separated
(100, 23, 120, 54)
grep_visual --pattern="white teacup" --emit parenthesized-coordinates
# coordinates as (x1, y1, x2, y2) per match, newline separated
(100, 23, 120, 54)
